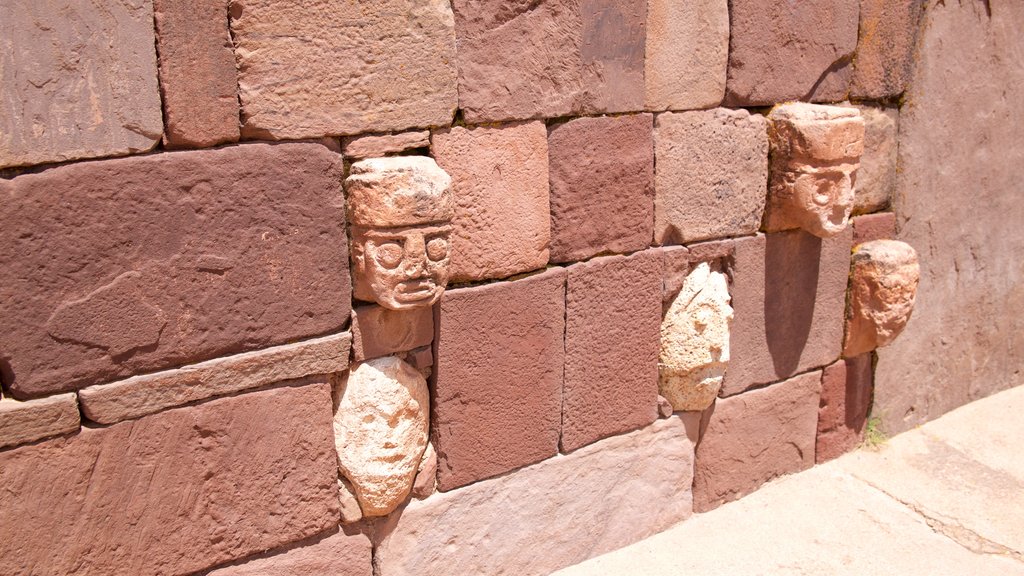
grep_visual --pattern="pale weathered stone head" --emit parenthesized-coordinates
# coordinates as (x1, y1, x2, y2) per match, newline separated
(332, 356, 430, 517)
(844, 240, 920, 357)
(764, 103, 865, 238)
(346, 156, 454, 310)
(659, 262, 734, 411)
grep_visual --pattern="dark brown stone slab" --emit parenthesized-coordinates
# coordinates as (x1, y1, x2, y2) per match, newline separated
(850, 0, 926, 100)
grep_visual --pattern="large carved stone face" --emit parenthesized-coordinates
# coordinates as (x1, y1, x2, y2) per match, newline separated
(844, 240, 920, 357)
(784, 163, 857, 238)
(352, 223, 452, 310)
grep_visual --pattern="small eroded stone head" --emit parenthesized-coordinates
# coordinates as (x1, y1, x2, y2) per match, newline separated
(844, 240, 920, 357)
(765, 103, 865, 238)
(346, 156, 454, 310)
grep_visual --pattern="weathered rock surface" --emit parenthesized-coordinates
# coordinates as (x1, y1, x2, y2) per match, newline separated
(412, 442, 438, 499)
(78, 332, 352, 424)
(342, 131, 431, 160)
(351, 305, 433, 361)
(453, 0, 646, 122)
(654, 109, 769, 244)
(432, 122, 551, 282)
(563, 252, 661, 452)
(724, 0, 860, 106)
(694, 370, 822, 512)
(0, 0, 162, 168)
(816, 355, 873, 463)
(0, 383, 339, 576)
(853, 106, 898, 215)
(850, 0, 926, 100)
(434, 268, 565, 491)
(548, 114, 654, 263)
(376, 417, 698, 576)
(844, 240, 920, 357)
(204, 528, 372, 576)
(337, 476, 364, 524)
(0, 143, 350, 399)
(0, 393, 80, 450)
(659, 263, 733, 412)
(154, 0, 240, 148)
(645, 0, 728, 111)
(230, 0, 457, 139)
(333, 357, 429, 517)
(852, 212, 896, 246)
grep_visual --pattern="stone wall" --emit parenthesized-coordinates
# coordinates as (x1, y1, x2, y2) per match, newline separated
(0, 0, 1020, 574)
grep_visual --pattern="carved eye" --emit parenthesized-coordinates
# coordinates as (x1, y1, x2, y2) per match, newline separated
(812, 178, 834, 206)
(426, 237, 449, 262)
(374, 242, 403, 269)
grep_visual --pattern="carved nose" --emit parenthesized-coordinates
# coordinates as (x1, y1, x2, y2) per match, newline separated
(402, 232, 427, 275)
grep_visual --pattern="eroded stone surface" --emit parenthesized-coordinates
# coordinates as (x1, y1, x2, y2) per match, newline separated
(78, 332, 351, 424)
(230, 0, 457, 139)
(645, 0, 728, 111)
(844, 240, 920, 357)
(0, 383, 339, 576)
(852, 212, 896, 246)
(412, 442, 438, 499)
(432, 122, 551, 282)
(654, 109, 769, 244)
(853, 106, 898, 215)
(205, 528, 372, 576)
(816, 355, 873, 463)
(764, 103, 865, 238)
(850, 0, 926, 100)
(0, 394, 80, 450)
(0, 143, 350, 399)
(659, 263, 733, 412)
(376, 417, 698, 576)
(342, 131, 431, 160)
(0, 0, 162, 168)
(548, 114, 654, 263)
(333, 357, 429, 517)
(351, 305, 432, 361)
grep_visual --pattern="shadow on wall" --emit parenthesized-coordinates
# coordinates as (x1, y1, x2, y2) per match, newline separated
(764, 232, 823, 377)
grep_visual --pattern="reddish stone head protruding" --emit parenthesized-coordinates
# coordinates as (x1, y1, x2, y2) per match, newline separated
(764, 103, 865, 238)
(844, 240, 920, 357)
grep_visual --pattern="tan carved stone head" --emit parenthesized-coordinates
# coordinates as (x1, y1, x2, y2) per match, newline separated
(844, 240, 920, 357)
(346, 157, 454, 310)
(764, 103, 865, 238)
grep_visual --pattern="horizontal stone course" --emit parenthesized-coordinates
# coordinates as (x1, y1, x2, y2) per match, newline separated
(204, 529, 372, 576)
(351, 305, 432, 362)
(341, 131, 431, 160)
(0, 393, 80, 450)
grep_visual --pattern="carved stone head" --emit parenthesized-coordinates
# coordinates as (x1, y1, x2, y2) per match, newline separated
(346, 157, 454, 310)
(764, 103, 865, 238)
(844, 240, 920, 357)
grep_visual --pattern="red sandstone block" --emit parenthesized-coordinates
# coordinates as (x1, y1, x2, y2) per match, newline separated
(206, 528, 372, 576)
(154, 0, 240, 148)
(351, 304, 433, 361)
(724, 0, 860, 106)
(693, 370, 822, 512)
(853, 212, 897, 246)
(850, 0, 926, 100)
(548, 114, 654, 263)
(0, 143, 350, 399)
(722, 228, 852, 396)
(433, 268, 566, 491)
(817, 355, 873, 463)
(453, 0, 646, 123)
(0, 382, 340, 576)
(562, 251, 662, 452)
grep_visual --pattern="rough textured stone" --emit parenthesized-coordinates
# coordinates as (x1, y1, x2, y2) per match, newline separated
(342, 131, 431, 160)
(0, 383, 339, 576)
(333, 357, 429, 517)
(694, 370, 822, 512)
(79, 332, 351, 424)
(376, 417, 698, 576)
(230, 0, 457, 139)
(852, 212, 897, 246)
(453, 0, 646, 122)
(657, 396, 673, 418)
(0, 143, 349, 399)
(412, 442, 438, 499)
(548, 114, 654, 263)
(0, 0, 162, 168)
(850, 0, 926, 100)
(337, 476, 364, 524)
(853, 106, 898, 215)
(434, 268, 565, 491)
(816, 355, 872, 463)
(204, 529, 372, 576)
(659, 263, 733, 412)
(563, 252, 661, 452)
(844, 240, 920, 357)
(351, 305, 432, 361)
(0, 393, 80, 450)
(432, 122, 551, 282)
(724, 0, 860, 106)
(154, 0, 240, 148)
(645, 0, 728, 111)
(723, 229, 852, 396)
(654, 109, 769, 244)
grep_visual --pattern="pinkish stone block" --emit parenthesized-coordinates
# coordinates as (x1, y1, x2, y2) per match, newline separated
(853, 106, 899, 215)
(694, 370, 822, 512)
(853, 212, 897, 246)
(351, 305, 433, 362)
(562, 251, 661, 452)
(206, 528, 372, 576)
(0, 394, 80, 450)
(548, 114, 654, 263)
(433, 268, 566, 491)
(0, 383, 339, 576)
(341, 131, 431, 160)
(432, 122, 551, 282)
(816, 355, 873, 463)
(850, 0, 926, 100)
(645, 0, 728, 111)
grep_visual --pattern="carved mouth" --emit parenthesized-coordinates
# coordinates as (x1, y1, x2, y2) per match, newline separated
(395, 279, 437, 303)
